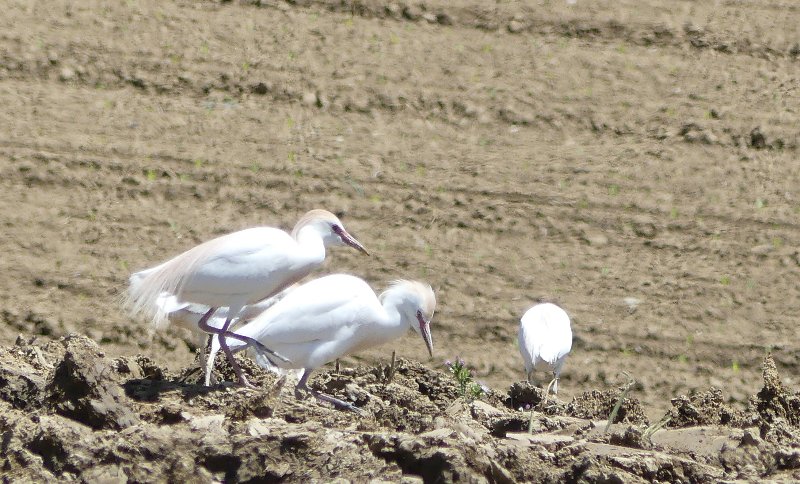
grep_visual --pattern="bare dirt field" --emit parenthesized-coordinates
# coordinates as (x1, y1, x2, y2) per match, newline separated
(1, 0, 800, 481)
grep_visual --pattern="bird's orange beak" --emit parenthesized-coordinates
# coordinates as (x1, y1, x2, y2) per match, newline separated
(417, 313, 433, 358)
(334, 226, 370, 256)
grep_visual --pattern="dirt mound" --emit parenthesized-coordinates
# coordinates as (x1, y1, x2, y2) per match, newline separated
(0, 335, 798, 482)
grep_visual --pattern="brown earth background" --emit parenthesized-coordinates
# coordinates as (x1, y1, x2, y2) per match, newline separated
(1, 0, 800, 482)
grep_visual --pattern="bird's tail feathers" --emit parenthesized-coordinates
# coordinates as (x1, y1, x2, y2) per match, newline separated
(124, 263, 185, 329)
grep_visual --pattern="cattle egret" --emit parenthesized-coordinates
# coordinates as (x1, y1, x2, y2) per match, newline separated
(518, 302, 573, 396)
(205, 274, 436, 411)
(125, 209, 369, 386)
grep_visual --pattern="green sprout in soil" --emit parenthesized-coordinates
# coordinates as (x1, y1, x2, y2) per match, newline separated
(605, 371, 636, 433)
(446, 357, 485, 401)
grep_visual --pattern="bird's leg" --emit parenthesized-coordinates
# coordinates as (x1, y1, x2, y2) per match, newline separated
(198, 333, 212, 366)
(186, 308, 225, 384)
(217, 316, 253, 388)
(195, 307, 219, 333)
(272, 374, 288, 394)
(178, 333, 214, 384)
(540, 377, 558, 410)
(528, 376, 557, 434)
(295, 369, 362, 413)
(194, 307, 287, 366)
(220, 330, 291, 365)
(196, 308, 251, 387)
(527, 405, 537, 434)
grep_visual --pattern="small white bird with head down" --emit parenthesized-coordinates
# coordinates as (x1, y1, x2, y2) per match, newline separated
(205, 274, 436, 411)
(518, 302, 573, 396)
(125, 209, 369, 386)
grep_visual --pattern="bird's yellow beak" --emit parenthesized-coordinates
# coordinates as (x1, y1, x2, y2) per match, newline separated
(417, 314, 433, 358)
(334, 226, 370, 256)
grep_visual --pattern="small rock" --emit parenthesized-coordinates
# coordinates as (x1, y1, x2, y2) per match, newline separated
(402, 5, 422, 21)
(679, 122, 714, 144)
(750, 244, 773, 256)
(740, 428, 761, 447)
(623, 297, 641, 312)
(59, 67, 75, 81)
(435, 13, 453, 25)
(344, 95, 371, 113)
(250, 82, 271, 95)
(582, 230, 609, 246)
(419, 428, 456, 440)
(507, 20, 526, 33)
(384, 4, 401, 18)
(750, 127, 767, 149)
(499, 106, 535, 125)
(630, 219, 657, 239)
(188, 414, 226, 432)
(302, 91, 318, 107)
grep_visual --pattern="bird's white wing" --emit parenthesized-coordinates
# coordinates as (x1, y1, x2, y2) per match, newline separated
(535, 305, 572, 365)
(127, 227, 301, 325)
(237, 284, 296, 321)
(236, 275, 377, 345)
(177, 227, 310, 304)
(518, 321, 536, 372)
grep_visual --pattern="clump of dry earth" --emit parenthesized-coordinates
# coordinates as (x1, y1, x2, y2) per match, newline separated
(1, 334, 799, 482)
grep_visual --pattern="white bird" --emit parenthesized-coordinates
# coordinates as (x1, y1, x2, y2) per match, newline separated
(205, 274, 436, 411)
(125, 209, 369, 386)
(518, 302, 573, 396)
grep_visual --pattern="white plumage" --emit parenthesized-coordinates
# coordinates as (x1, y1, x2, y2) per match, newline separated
(518, 302, 573, 394)
(125, 209, 368, 386)
(206, 274, 436, 411)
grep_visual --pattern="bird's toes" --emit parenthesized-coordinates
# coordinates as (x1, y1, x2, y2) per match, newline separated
(342, 403, 364, 414)
(327, 397, 362, 413)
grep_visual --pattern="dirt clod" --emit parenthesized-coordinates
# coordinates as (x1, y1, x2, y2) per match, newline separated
(1, 337, 795, 481)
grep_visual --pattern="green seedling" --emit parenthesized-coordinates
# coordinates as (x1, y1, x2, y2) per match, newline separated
(446, 357, 484, 401)
(605, 372, 636, 433)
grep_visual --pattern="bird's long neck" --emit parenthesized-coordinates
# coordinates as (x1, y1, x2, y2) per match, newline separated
(293, 226, 327, 265)
(377, 291, 411, 341)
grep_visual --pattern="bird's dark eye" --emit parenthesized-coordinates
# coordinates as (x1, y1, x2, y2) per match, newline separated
(331, 224, 343, 235)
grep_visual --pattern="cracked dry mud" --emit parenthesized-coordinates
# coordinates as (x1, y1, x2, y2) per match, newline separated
(1, 0, 800, 482)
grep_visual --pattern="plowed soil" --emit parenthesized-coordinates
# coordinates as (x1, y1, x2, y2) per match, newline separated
(1, 0, 799, 482)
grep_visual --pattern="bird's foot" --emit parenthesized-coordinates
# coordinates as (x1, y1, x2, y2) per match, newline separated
(273, 375, 288, 392)
(178, 365, 220, 386)
(234, 372, 259, 389)
(224, 331, 291, 364)
(266, 375, 287, 399)
(310, 390, 363, 414)
(177, 366, 202, 383)
(293, 385, 362, 413)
